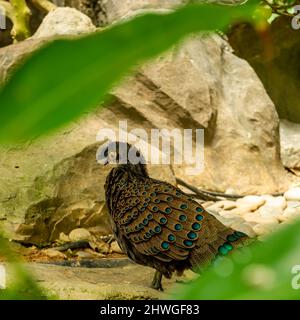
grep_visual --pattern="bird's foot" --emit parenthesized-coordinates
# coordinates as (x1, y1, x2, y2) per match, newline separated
(151, 270, 164, 291)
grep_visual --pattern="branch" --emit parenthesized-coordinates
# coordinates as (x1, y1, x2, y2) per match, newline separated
(10, 0, 31, 41)
(176, 177, 284, 201)
(176, 177, 226, 201)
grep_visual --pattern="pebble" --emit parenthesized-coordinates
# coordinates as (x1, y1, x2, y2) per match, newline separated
(243, 212, 278, 225)
(281, 207, 300, 221)
(237, 195, 266, 211)
(219, 200, 237, 210)
(43, 248, 66, 259)
(110, 241, 123, 254)
(286, 201, 300, 208)
(261, 196, 287, 210)
(76, 250, 106, 259)
(252, 223, 280, 236)
(76, 250, 95, 259)
(89, 237, 110, 254)
(69, 228, 91, 242)
(231, 222, 256, 238)
(218, 215, 244, 229)
(228, 204, 256, 216)
(59, 232, 70, 243)
(284, 187, 300, 201)
(258, 205, 283, 220)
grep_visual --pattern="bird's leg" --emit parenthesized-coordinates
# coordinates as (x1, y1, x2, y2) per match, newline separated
(151, 270, 163, 291)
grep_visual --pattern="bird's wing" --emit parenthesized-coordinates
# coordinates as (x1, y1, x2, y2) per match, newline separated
(113, 178, 207, 263)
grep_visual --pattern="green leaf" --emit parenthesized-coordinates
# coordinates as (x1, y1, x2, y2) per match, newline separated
(0, 237, 47, 299)
(0, 2, 258, 143)
(172, 220, 300, 300)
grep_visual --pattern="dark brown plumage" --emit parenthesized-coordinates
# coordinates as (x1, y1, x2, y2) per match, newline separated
(100, 141, 251, 290)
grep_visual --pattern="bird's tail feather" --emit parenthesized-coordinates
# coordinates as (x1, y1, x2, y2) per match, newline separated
(189, 212, 252, 273)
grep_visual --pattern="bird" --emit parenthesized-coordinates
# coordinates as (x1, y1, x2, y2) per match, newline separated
(99, 141, 252, 290)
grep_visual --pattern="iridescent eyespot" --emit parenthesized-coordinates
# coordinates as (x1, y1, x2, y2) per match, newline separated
(152, 206, 158, 212)
(175, 224, 182, 231)
(161, 242, 169, 250)
(160, 217, 167, 224)
(196, 207, 203, 213)
(234, 231, 246, 238)
(224, 242, 233, 251)
(192, 222, 201, 230)
(168, 234, 175, 242)
(147, 214, 153, 220)
(154, 199, 160, 203)
(165, 207, 172, 214)
(183, 240, 193, 247)
(150, 192, 157, 197)
(227, 234, 237, 242)
(196, 214, 203, 221)
(179, 215, 187, 222)
(154, 226, 161, 233)
(167, 196, 173, 202)
(180, 204, 188, 210)
(187, 231, 197, 240)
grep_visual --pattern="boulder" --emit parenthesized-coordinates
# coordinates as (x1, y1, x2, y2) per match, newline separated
(32, 7, 96, 39)
(111, 34, 289, 194)
(228, 16, 300, 123)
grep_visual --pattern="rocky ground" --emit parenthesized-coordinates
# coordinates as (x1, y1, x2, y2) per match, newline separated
(2, 184, 300, 299)
(23, 261, 190, 299)
(203, 186, 300, 239)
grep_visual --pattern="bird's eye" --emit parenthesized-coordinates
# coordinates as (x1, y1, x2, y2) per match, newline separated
(104, 148, 108, 157)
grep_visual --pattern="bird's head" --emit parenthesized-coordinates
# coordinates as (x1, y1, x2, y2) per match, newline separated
(97, 141, 145, 166)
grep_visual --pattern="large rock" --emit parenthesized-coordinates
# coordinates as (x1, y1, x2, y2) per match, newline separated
(52, 0, 185, 26)
(228, 16, 300, 123)
(110, 34, 289, 194)
(32, 7, 96, 39)
(53, 0, 246, 26)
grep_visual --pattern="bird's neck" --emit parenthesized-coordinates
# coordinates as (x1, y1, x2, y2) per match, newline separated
(117, 163, 149, 178)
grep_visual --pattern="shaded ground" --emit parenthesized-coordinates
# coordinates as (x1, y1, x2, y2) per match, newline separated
(18, 261, 194, 299)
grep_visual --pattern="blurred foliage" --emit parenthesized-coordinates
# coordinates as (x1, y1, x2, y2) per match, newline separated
(0, 237, 47, 299)
(174, 220, 300, 299)
(0, 1, 259, 144)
